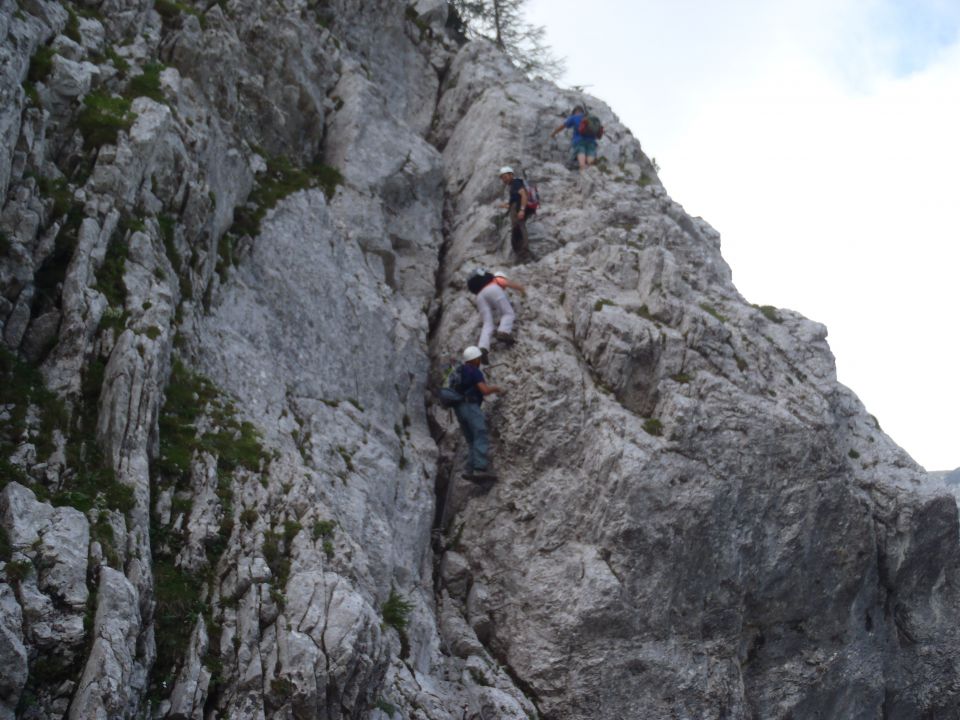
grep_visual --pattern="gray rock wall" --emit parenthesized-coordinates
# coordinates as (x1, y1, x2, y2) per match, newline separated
(428, 38, 960, 720)
(0, 0, 958, 719)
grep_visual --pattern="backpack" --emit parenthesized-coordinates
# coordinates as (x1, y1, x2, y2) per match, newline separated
(467, 271, 495, 294)
(523, 179, 540, 213)
(578, 113, 604, 139)
(436, 362, 466, 408)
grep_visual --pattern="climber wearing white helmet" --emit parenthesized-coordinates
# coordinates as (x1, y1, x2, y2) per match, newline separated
(497, 166, 533, 262)
(454, 345, 503, 481)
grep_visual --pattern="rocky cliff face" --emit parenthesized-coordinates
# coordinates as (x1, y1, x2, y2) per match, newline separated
(2, 1, 959, 719)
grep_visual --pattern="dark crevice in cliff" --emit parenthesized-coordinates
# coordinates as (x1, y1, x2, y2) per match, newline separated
(426, 196, 457, 561)
(424, 40, 459, 546)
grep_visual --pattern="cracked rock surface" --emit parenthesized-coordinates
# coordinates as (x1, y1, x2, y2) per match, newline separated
(1, 0, 959, 719)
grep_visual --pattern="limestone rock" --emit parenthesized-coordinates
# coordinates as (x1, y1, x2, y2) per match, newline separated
(20, 309, 60, 363)
(167, 616, 210, 720)
(427, 38, 960, 720)
(70, 567, 142, 720)
(1, 0, 958, 718)
(0, 480, 89, 711)
(46, 54, 99, 100)
(0, 582, 27, 717)
(413, 0, 448, 28)
(439, 550, 471, 600)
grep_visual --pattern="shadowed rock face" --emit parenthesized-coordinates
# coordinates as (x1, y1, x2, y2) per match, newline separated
(0, 1, 958, 719)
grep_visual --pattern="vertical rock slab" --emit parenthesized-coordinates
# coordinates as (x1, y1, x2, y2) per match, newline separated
(69, 568, 141, 720)
(0, 582, 27, 720)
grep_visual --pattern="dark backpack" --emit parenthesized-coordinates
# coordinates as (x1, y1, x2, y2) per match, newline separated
(578, 113, 604, 139)
(436, 362, 466, 407)
(467, 271, 495, 294)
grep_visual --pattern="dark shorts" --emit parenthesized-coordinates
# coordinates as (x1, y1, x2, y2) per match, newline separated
(573, 137, 598, 158)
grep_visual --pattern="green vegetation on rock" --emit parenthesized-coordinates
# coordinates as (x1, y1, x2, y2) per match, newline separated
(27, 45, 55, 85)
(151, 559, 207, 694)
(103, 46, 130, 76)
(699, 303, 727, 323)
(95, 219, 132, 308)
(149, 357, 270, 699)
(32, 185, 85, 311)
(643, 418, 663, 437)
(755, 304, 783, 324)
(65, 7, 81, 42)
(382, 587, 413, 659)
(76, 91, 134, 150)
(34, 174, 74, 218)
(127, 62, 165, 102)
(382, 587, 413, 631)
(153, 0, 206, 28)
(228, 156, 343, 239)
(0, 343, 133, 517)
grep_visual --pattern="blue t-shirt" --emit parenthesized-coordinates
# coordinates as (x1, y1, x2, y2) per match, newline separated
(460, 363, 486, 405)
(564, 113, 585, 144)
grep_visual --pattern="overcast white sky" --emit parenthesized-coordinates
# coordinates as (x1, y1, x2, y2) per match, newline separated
(524, 0, 960, 471)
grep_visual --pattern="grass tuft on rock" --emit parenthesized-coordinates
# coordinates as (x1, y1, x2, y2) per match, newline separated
(642, 418, 663, 437)
(312, 519, 335, 540)
(228, 156, 343, 239)
(381, 587, 413, 631)
(381, 587, 413, 659)
(27, 45, 56, 84)
(127, 62, 165, 102)
(0, 347, 68, 494)
(76, 91, 134, 150)
(755, 304, 783, 324)
(65, 7, 81, 42)
(699, 303, 727, 323)
(104, 46, 130, 76)
(35, 175, 74, 218)
(150, 560, 207, 693)
(95, 218, 133, 308)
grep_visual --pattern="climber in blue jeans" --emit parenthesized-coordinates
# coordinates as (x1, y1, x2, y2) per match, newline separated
(454, 346, 503, 481)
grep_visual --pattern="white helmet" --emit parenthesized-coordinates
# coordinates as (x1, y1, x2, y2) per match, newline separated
(463, 346, 483, 362)
(498, 166, 514, 176)
(494, 271, 506, 278)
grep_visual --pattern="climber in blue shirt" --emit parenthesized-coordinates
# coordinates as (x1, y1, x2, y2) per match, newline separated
(550, 105, 598, 171)
(454, 346, 503, 482)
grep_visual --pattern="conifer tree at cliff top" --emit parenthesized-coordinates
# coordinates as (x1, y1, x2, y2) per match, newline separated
(453, 0, 565, 78)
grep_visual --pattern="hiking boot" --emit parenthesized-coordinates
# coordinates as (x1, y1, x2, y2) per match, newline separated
(462, 469, 498, 483)
(480, 347, 490, 364)
(494, 331, 515, 347)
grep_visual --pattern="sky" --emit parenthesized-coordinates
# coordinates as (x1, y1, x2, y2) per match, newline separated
(524, 0, 960, 471)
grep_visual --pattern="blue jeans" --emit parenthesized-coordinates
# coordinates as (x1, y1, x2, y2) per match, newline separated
(453, 402, 489, 471)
